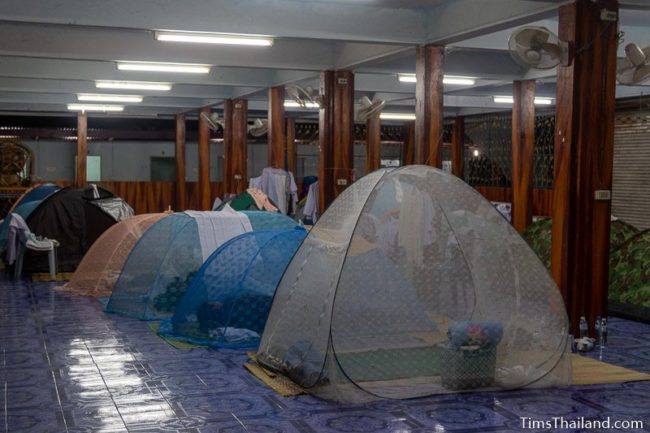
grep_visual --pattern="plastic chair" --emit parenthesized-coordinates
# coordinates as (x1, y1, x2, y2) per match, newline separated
(14, 230, 59, 280)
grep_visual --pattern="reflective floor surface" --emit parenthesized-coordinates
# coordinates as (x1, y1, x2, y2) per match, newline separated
(1, 279, 650, 433)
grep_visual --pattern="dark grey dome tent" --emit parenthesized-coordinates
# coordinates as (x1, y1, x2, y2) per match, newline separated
(257, 165, 571, 403)
(24, 186, 133, 272)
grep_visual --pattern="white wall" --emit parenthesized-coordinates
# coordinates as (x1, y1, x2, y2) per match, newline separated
(24, 140, 224, 182)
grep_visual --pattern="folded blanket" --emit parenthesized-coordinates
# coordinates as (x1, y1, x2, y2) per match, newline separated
(447, 321, 503, 349)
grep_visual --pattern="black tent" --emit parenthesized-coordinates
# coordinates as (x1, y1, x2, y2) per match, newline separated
(24, 187, 122, 272)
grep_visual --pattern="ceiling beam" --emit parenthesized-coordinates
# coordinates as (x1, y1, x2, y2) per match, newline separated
(0, 55, 280, 87)
(0, 22, 341, 71)
(426, 0, 569, 44)
(0, 77, 238, 99)
(0, 0, 429, 44)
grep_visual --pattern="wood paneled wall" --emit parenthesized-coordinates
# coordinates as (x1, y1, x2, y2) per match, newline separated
(50, 181, 224, 215)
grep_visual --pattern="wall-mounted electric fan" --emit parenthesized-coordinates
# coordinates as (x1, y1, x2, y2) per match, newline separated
(508, 26, 570, 69)
(617, 43, 650, 85)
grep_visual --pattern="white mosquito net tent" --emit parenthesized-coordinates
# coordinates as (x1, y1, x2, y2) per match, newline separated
(106, 210, 298, 320)
(257, 165, 571, 402)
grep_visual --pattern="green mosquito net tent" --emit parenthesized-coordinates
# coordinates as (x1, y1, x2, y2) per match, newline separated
(257, 165, 571, 402)
(158, 227, 308, 348)
(105, 209, 298, 320)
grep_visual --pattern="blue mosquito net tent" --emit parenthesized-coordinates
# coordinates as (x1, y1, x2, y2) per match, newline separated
(105, 210, 298, 320)
(0, 184, 60, 253)
(158, 227, 308, 348)
(14, 183, 60, 209)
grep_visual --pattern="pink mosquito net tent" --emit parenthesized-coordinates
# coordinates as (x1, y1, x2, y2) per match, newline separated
(58, 213, 170, 297)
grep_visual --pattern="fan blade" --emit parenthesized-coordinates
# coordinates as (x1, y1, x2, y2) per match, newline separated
(355, 111, 367, 123)
(540, 43, 561, 59)
(633, 64, 650, 84)
(359, 96, 373, 109)
(366, 100, 386, 118)
(625, 43, 647, 67)
(514, 28, 542, 48)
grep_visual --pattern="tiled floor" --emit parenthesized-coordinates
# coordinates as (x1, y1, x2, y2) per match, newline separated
(1, 278, 650, 433)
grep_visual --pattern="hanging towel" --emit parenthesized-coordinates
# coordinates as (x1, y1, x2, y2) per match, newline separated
(250, 167, 299, 215)
(185, 206, 253, 261)
(303, 181, 319, 223)
(6, 213, 30, 265)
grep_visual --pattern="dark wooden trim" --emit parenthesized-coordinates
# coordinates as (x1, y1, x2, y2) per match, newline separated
(451, 116, 464, 178)
(75, 112, 87, 188)
(365, 112, 381, 174)
(223, 99, 233, 195)
(403, 121, 415, 165)
(286, 118, 296, 175)
(332, 70, 355, 198)
(174, 114, 186, 211)
(319, 70, 335, 212)
(551, 0, 619, 334)
(268, 86, 286, 168)
(415, 44, 444, 167)
(511, 80, 536, 233)
(198, 107, 211, 210)
(231, 99, 248, 194)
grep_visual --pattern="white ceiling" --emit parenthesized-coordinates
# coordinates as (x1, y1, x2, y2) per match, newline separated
(0, 0, 648, 120)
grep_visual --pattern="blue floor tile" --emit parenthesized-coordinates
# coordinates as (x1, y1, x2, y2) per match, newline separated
(1, 277, 650, 432)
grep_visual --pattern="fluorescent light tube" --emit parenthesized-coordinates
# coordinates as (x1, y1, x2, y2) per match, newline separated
(67, 104, 124, 112)
(534, 97, 554, 105)
(284, 100, 320, 109)
(397, 74, 476, 85)
(493, 96, 555, 105)
(78, 94, 143, 103)
(443, 76, 476, 85)
(95, 81, 172, 91)
(155, 31, 273, 47)
(397, 74, 417, 83)
(380, 112, 416, 120)
(116, 61, 211, 74)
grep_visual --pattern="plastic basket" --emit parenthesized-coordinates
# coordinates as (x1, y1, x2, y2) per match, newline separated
(440, 344, 496, 390)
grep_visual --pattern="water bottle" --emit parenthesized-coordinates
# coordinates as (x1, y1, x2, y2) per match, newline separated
(579, 316, 588, 338)
(600, 318, 608, 348)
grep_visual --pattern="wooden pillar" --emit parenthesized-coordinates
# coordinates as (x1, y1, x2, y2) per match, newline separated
(268, 86, 286, 168)
(223, 100, 233, 195)
(551, 0, 619, 335)
(511, 80, 536, 233)
(286, 118, 297, 175)
(75, 112, 87, 188)
(319, 71, 335, 212)
(333, 71, 355, 197)
(415, 44, 444, 167)
(198, 107, 211, 210)
(365, 112, 381, 173)
(451, 116, 465, 178)
(231, 99, 248, 194)
(174, 114, 186, 211)
(319, 70, 354, 211)
(403, 121, 415, 166)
